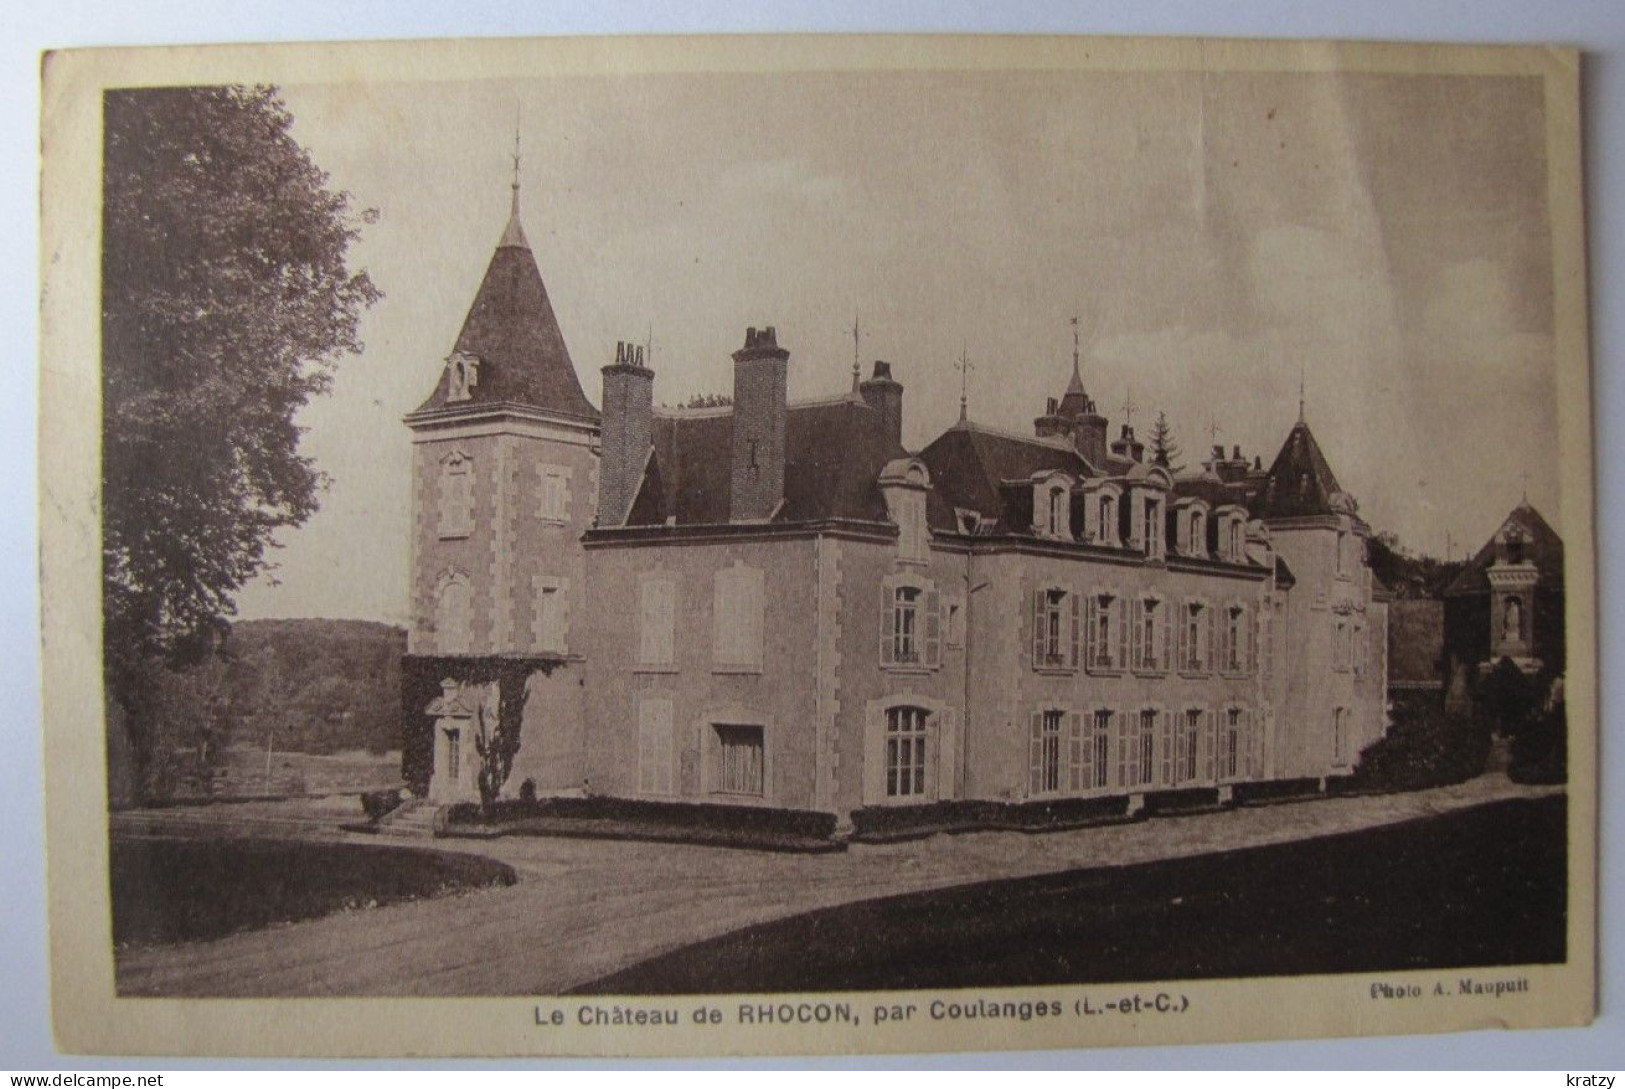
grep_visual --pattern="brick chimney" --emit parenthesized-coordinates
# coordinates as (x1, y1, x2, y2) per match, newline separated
(598, 340, 653, 527)
(730, 326, 790, 522)
(859, 360, 904, 448)
(1110, 423, 1145, 464)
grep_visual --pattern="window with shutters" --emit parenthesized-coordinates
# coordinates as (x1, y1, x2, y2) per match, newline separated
(1353, 621, 1367, 677)
(1030, 709, 1064, 796)
(438, 451, 475, 539)
(538, 465, 569, 524)
(1220, 603, 1248, 675)
(1030, 585, 1078, 672)
(637, 699, 675, 795)
(713, 564, 765, 673)
(885, 706, 930, 799)
(1180, 600, 1207, 674)
(712, 723, 764, 796)
(637, 575, 677, 671)
(1333, 618, 1351, 672)
(1258, 602, 1275, 681)
(1137, 709, 1158, 788)
(1116, 707, 1157, 790)
(1077, 709, 1112, 790)
(883, 578, 942, 671)
(1085, 592, 1125, 673)
(1132, 596, 1169, 674)
(1043, 485, 1070, 539)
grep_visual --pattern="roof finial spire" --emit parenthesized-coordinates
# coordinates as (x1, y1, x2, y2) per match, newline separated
(955, 342, 973, 424)
(1120, 389, 1138, 428)
(1070, 315, 1081, 381)
(510, 112, 522, 216)
(1298, 365, 1306, 423)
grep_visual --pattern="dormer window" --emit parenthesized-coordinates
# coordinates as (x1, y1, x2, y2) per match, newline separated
(955, 508, 983, 535)
(1034, 476, 1072, 540)
(1189, 510, 1205, 556)
(1048, 487, 1067, 538)
(1095, 493, 1118, 546)
(1142, 496, 1164, 559)
(445, 350, 479, 403)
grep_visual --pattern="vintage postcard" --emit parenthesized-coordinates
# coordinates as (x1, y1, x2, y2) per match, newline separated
(39, 34, 1594, 1057)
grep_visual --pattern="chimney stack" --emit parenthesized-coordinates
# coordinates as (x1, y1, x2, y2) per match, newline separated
(859, 360, 904, 448)
(730, 326, 790, 522)
(598, 340, 654, 527)
(1111, 423, 1145, 464)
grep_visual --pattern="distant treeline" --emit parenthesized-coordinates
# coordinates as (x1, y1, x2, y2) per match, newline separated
(222, 618, 405, 754)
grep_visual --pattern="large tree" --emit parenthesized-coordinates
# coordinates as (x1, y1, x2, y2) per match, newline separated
(1147, 410, 1184, 474)
(101, 86, 380, 795)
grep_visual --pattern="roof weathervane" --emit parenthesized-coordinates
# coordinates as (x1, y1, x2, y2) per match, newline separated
(1070, 315, 1081, 380)
(1206, 415, 1223, 446)
(1298, 365, 1306, 423)
(1120, 389, 1138, 428)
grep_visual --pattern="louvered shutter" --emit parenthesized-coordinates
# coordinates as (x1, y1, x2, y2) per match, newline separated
(924, 588, 942, 668)
(1122, 712, 1139, 788)
(1031, 588, 1045, 669)
(1203, 604, 1215, 673)
(1158, 710, 1173, 786)
(1067, 591, 1081, 668)
(1132, 599, 1145, 670)
(863, 707, 885, 804)
(1029, 711, 1044, 797)
(1177, 603, 1189, 672)
(1116, 597, 1129, 669)
(1068, 711, 1084, 792)
(1085, 595, 1100, 671)
(1203, 709, 1216, 782)
(879, 586, 895, 666)
(937, 707, 958, 801)
(1250, 608, 1261, 675)
(1217, 609, 1231, 674)
(1159, 603, 1172, 671)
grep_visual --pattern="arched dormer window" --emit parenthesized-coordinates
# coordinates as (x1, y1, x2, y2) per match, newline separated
(444, 349, 479, 403)
(1031, 472, 1073, 540)
(1174, 498, 1209, 558)
(1087, 485, 1121, 547)
(879, 458, 932, 563)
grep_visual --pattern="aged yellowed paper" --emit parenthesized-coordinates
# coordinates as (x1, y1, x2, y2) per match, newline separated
(40, 34, 1593, 1057)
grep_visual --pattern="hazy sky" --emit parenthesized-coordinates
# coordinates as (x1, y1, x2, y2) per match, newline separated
(234, 66, 1557, 623)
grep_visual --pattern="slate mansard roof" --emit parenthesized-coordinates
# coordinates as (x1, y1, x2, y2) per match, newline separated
(410, 207, 600, 423)
(624, 395, 911, 528)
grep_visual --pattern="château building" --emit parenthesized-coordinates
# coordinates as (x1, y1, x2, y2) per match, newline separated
(401, 188, 1391, 830)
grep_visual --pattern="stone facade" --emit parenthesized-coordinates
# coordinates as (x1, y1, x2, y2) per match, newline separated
(404, 198, 1392, 824)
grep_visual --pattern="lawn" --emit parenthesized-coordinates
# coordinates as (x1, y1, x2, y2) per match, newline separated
(575, 796, 1567, 994)
(111, 835, 516, 947)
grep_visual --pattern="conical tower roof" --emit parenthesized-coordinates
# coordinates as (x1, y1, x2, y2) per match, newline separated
(1253, 419, 1348, 519)
(411, 197, 598, 421)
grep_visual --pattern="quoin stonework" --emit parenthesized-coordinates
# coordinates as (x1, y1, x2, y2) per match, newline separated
(401, 186, 1392, 830)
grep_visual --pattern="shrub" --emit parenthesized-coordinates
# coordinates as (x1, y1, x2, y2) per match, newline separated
(360, 788, 403, 821)
(519, 778, 537, 803)
(1346, 705, 1490, 792)
(1510, 702, 1568, 785)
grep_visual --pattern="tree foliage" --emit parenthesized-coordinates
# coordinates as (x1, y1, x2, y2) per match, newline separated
(1366, 531, 1465, 600)
(1147, 410, 1183, 473)
(101, 85, 380, 795)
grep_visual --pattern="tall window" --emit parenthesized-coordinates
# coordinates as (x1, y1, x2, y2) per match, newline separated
(1133, 597, 1166, 672)
(885, 707, 929, 799)
(534, 581, 564, 652)
(1187, 510, 1205, 555)
(1336, 529, 1350, 577)
(1031, 709, 1063, 795)
(438, 453, 474, 539)
(713, 564, 765, 672)
(1031, 586, 1076, 670)
(714, 724, 764, 795)
(1097, 494, 1117, 544)
(1179, 708, 1203, 783)
(893, 586, 920, 663)
(1226, 606, 1244, 672)
(637, 699, 675, 795)
(1222, 708, 1243, 779)
(1353, 621, 1367, 676)
(1333, 619, 1350, 671)
(638, 576, 676, 669)
(884, 582, 941, 668)
(1183, 602, 1205, 671)
(1087, 593, 1122, 671)
(1143, 497, 1163, 558)
(1089, 710, 1112, 789)
(1138, 709, 1157, 786)
(1047, 486, 1068, 538)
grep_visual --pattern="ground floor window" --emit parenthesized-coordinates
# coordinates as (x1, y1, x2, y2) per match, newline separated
(1117, 708, 1157, 789)
(886, 706, 929, 798)
(1079, 709, 1111, 790)
(1220, 708, 1243, 779)
(1176, 709, 1203, 783)
(1031, 709, 1063, 795)
(714, 724, 764, 796)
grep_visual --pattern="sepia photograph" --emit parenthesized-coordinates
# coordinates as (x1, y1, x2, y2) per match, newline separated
(37, 32, 1595, 1058)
